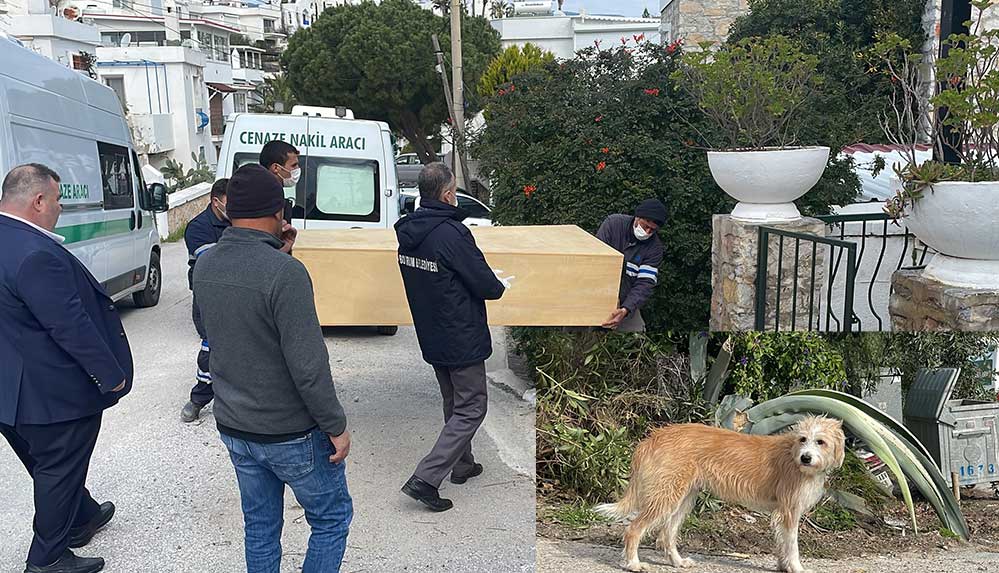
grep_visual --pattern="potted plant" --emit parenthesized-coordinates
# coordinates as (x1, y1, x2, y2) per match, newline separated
(675, 36, 828, 222)
(873, 0, 999, 289)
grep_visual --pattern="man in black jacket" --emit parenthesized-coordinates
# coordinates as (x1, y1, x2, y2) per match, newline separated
(395, 162, 506, 512)
(596, 199, 666, 332)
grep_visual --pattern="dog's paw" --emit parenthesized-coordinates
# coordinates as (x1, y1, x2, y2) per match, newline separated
(671, 557, 695, 569)
(624, 561, 652, 572)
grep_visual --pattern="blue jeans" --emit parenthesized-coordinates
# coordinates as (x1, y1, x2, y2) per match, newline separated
(220, 429, 353, 573)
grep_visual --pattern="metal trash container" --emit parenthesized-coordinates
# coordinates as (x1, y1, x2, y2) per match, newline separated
(903, 368, 999, 487)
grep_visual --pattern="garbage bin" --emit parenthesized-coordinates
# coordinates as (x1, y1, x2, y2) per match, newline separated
(903, 367, 999, 487)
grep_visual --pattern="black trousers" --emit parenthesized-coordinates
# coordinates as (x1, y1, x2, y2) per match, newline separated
(414, 362, 488, 488)
(191, 297, 214, 407)
(0, 413, 103, 566)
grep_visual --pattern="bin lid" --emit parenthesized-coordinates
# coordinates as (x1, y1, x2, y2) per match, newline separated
(902, 368, 960, 421)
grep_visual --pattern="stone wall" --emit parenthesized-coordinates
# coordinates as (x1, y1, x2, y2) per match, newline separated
(661, 0, 750, 44)
(155, 181, 212, 240)
(890, 269, 999, 331)
(710, 215, 827, 331)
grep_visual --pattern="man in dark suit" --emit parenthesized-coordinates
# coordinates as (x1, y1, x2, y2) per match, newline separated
(0, 164, 133, 573)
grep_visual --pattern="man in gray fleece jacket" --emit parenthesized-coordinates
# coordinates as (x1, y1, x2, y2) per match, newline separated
(193, 163, 352, 573)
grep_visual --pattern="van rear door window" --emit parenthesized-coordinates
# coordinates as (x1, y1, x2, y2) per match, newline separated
(313, 160, 378, 219)
(98, 142, 134, 210)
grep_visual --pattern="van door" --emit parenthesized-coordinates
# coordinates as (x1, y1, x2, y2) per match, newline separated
(97, 141, 142, 297)
(302, 117, 385, 229)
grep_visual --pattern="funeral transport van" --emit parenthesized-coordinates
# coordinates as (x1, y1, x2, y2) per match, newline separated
(0, 35, 169, 306)
(215, 106, 401, 230)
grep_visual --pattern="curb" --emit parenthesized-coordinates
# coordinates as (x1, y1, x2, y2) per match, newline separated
(487, 368, 536, 406)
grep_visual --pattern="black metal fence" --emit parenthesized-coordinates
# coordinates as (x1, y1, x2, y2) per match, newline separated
(754, 212, 929, 332)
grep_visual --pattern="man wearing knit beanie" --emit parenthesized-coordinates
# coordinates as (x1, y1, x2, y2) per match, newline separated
(595, 198, 666, 332)
(192, 163, 353, 571)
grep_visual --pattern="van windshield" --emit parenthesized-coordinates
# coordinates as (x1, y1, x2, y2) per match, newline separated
(233, 153, 380, 222)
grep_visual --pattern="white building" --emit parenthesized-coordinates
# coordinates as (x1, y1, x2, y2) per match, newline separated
(0, 0, 102, 70)
(490, 6, 661, 60)
(96, 45, 217, 170)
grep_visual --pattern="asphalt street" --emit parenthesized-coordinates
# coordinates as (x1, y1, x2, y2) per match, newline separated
(0, 241, 536, 573)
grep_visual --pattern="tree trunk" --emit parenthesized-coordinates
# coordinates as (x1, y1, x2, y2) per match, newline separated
(399, 110, 437, 164)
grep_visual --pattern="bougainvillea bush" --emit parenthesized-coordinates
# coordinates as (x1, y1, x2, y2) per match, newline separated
(471, 38, 855, 330)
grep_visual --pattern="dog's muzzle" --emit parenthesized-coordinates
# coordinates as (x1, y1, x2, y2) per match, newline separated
(800, 454, 812, 466)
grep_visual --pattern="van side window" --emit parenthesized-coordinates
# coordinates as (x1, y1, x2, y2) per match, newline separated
(457, 195, 490, 219)
(98, 142, 135, 210)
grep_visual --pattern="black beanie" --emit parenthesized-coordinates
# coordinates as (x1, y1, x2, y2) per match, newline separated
(634, 198, 667, 226)
(226, 163, 285, 219)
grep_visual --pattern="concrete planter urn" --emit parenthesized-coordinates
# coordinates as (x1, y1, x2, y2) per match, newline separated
(707, 146, 830, 223)
(904, 180, 999, 289)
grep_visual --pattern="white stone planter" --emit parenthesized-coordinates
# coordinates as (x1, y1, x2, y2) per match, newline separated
(904, 180, 999, 289)
(707, 146, 830, 223)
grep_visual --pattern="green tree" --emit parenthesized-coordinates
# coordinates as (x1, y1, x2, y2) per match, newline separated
(642, 7, 651, 18)
(252, 74, 298, 113)
(282, 0, 501, 163)
(477, 43, 555, 100)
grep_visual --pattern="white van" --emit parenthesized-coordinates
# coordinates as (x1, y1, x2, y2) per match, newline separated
(0, 36, 169, 306)
(215, 106, 400, 229)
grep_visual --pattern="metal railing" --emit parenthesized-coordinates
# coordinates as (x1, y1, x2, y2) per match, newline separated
(754, 211, 930, 332)
(754, 227, 858, 332)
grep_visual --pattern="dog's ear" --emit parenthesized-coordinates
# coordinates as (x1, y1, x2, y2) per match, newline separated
(832, 425, 846, 469)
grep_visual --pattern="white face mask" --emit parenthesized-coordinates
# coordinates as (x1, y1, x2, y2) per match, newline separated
(281, 166, 301, 188)
(633, 223, 651, 241)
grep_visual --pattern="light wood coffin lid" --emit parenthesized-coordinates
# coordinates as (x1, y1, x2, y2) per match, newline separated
(293, 225, 624, 326)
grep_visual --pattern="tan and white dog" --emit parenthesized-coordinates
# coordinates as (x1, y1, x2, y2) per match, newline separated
(596, 416, 845, 573)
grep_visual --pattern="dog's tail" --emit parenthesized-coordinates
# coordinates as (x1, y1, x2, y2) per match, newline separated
(593, 482, 640, 522)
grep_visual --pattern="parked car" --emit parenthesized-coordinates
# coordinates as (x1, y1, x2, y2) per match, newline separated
(395, 152, 444, 186)
(399, 188, 492, 227)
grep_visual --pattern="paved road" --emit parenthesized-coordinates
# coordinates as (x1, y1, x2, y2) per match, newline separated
(0, 241, 536, 573)
(537, 538, 999, 573)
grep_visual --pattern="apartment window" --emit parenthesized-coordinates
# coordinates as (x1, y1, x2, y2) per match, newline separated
(112, 0, 131, 8)
(233, 92, 247, 113)
(181, 31, 191, 41)
(103, 76, 126, 110)
(214, 34, 229, 61)
(198, 30, 214, 59)
(263, 19, 275, 33)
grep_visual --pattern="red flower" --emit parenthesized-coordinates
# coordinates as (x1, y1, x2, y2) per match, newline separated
(666, 39, 683, 54)
(594, 40, 602, 49)
(596, 161, 607, 172)
(644, 88, 660, 96)
(523, 184, 537, 198)
(949, 75, 962, 87)
(684, 139, 695, 147)
(510, 83, 516, 91)
(633, 33, 646, 43)
(595, 115, 603, 122)
(601, 147, 609, 153)
(621, 36, 629, 45)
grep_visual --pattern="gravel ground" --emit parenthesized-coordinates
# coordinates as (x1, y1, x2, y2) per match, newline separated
(0, 241, 536, 573)
(536, 537, 999, 573)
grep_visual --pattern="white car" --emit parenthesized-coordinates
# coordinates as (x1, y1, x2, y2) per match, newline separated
(399, 188, 492, 227)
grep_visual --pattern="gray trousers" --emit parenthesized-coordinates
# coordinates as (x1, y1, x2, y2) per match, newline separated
(414, 362, 488, 488)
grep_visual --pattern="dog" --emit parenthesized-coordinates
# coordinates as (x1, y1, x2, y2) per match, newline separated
(595, 416, 845, 573)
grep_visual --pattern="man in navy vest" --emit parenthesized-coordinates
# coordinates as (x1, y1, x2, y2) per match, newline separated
(0, 164, 133, 573)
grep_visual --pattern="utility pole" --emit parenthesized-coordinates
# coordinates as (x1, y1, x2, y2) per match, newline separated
(432, 33, 471, 192)
(449, 0, 466, 191)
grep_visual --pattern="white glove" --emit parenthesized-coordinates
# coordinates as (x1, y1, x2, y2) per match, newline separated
(492, 269, 516, 290)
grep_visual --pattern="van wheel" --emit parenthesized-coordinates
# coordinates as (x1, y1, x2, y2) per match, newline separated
(377, 326, 398, 336)
(133, 250, 162, 308)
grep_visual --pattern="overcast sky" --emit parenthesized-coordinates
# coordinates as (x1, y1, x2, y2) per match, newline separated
(560, 0, 658, 17)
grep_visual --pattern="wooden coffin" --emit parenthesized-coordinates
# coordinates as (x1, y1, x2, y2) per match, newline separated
(293, 225, 624, 326)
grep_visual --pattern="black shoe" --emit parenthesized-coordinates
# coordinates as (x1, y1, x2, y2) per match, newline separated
(180, 401, 203, 423)
(69, 502, 115, 549)
(450, 463, 483, 485)
(24, 550, 104, 573)
(401, 476, 453, 512)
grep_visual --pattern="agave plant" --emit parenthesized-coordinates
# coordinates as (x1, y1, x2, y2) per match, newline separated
(722, 389, 970, 540)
